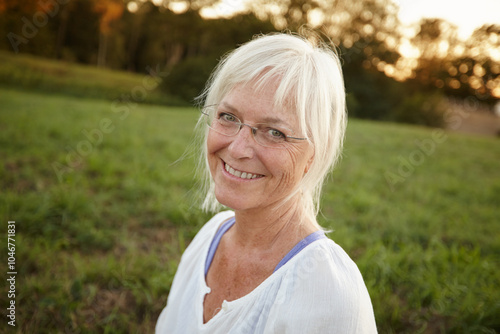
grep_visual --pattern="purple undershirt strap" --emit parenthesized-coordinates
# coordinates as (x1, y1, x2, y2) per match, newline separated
(205, 217, 327, 277)
(205, 217, 236, 277)
(273, 230, 326, 272)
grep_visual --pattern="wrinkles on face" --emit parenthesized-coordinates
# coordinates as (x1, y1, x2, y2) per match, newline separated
(268, 142, 310, 202)
(206, 81, 313, 213)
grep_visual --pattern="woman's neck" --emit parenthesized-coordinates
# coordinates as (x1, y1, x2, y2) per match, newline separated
(230, 197, 318, 252)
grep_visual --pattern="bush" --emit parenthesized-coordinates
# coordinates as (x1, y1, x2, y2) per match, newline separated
(390, 92, 447, 128)
(159, 56, 219, 103)
(345, 67, 447, 128)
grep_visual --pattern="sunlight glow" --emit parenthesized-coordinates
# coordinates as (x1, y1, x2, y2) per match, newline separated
(127, 2, 138, 12)
(307, 8, 324, 27)
(437, 40, 449, 58)
(200, 0, 249, 19)
(395, 0, 500, 40)
(452, 45, 465, 57)
(492, 87, 500, 98)
(168, 1, 189, 13)
(398, 39, 420, 58)
(489, 48, 500, 62)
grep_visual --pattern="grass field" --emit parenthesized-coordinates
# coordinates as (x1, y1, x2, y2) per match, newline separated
(1, 86, 499, 333)
(0, 50, 185, 106)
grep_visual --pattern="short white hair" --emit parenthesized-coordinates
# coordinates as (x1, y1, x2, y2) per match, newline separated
(196, 32, 347, 225)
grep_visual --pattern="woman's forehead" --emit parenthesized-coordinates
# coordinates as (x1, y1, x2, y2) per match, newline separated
(220, 82, 299, 127)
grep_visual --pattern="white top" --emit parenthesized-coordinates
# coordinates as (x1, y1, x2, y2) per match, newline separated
(156, 211, 377, 333)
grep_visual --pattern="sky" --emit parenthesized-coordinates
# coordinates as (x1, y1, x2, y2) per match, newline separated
(200, 0, 500, 40)
(396, 0, 500, 39)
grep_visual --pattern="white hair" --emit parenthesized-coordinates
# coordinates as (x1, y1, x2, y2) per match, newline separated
(195, 32, 347, 227)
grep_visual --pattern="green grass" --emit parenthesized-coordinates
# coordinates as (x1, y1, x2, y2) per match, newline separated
(0, 50, 186, 105)
(0, 87, 499, 333)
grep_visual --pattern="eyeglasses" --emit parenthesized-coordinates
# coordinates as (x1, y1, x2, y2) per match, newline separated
(201, 105, 308, 149)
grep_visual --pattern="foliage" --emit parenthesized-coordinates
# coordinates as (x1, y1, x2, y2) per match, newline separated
(158, 12, 275, 102)
(343, 60, 447, 127)
(161, 55, 218, 103)
(410, 19, 500, 103)
(1, 87, 499, 333)
(389, 91, 447, 127)
(1, 0, 497, 125)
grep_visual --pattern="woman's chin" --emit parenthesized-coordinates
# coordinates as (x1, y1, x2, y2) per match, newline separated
(214, 191, 255, 212)
(215, 197, 246, 212)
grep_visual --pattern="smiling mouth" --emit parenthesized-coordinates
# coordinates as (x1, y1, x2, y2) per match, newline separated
(224, 162, 264, 180)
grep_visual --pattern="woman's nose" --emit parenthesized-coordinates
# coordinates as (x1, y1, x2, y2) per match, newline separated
(227, 125, 256, 159)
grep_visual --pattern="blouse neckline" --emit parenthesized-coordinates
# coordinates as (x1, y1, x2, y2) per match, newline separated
(200, 214, 327, 327)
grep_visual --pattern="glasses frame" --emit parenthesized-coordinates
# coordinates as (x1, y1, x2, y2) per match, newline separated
(201, 105, 308, 148)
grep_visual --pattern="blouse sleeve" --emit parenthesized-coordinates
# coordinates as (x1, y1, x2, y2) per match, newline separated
(266, 240, 378, 333)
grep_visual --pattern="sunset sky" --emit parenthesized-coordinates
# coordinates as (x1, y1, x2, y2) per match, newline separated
(197, 0, 500, 40)
(396, 0, 500, 39)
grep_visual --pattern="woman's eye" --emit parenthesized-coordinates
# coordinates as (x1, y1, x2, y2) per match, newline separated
(220, 113, 237, 122)
(268, 128, 286, 139)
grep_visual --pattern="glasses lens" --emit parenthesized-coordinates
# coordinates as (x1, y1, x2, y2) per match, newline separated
(216, 117, 240, 136)
(253, 125, 288, 148)
(203, 107, 239, 136)
(201, 106, 301, 149)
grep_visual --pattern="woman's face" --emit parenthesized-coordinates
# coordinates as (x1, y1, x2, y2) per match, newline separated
(206, 82, 314, 213)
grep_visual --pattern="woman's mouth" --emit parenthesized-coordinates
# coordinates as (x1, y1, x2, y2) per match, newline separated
(224, 162, 264, 180)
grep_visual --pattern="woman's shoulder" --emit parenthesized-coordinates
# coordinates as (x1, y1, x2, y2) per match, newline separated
(287, 237, 367, 289)
(272, 237, 377, 332)
(277, 237, 374, 312)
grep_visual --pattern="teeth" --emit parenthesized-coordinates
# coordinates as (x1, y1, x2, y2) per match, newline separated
(224, 163, 262, 180)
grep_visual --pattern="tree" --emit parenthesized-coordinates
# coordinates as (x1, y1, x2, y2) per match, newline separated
(247, 0, 321, 29)
(158, 11, 275, 101)
(60, 0, 100, 64)
(0, 0, 62, 55)
(409, 21, 500, 102)
(94, 0, 124, 67)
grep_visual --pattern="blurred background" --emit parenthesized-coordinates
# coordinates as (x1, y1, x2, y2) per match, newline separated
(0, 0, 499, 333)
(1, 0, 500, 126)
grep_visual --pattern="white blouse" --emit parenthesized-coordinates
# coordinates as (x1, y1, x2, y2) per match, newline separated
(156, 211, 377, 333)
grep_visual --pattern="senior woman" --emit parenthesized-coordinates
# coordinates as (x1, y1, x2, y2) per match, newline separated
(156, 33, 377, 333)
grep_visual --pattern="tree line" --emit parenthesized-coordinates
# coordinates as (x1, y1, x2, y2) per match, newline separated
(1, 0, 499, 126)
